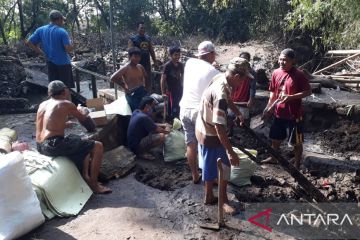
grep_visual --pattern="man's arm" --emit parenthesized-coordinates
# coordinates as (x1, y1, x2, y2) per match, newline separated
(279, 89, 312, 103)
(139, 64, 148, 87)
(148, 42, 158, 65)
(128, 39, 134, 48)
(68, 103, 96, 132)
(25, 40, 45, 56)
(160, 73, 167, 95)
(64, 44, 73, 53)
(228, 100, 244, 124)
(110, 67, 127, 91)
(215, 123, 239, 166)
(248, 77, 256, 108)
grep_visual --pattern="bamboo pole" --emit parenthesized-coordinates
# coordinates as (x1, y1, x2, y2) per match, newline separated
(313, 52, 360, 75)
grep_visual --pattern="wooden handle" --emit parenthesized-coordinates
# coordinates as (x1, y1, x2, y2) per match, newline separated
(217, 158, 225, 226)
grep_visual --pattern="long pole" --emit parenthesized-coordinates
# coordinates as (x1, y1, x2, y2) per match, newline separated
(109, 0, 118, 99)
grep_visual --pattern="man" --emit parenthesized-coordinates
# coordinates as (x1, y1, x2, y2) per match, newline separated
(230, 51, 257, 127)
(261, 49, 311, 169)
(36, 80, 111, 194)
(110, 47, 148, 111)
(179, 41, 219, 184)
(128, 21, 158, 92)
(160, 46, 184, 119)
(26, 10, 74, 88)
(127, 96, 170, 159)
(196, 57, 253, 214)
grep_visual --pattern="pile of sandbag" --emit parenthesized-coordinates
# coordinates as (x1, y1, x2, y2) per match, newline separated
(0, 152, 44, 240)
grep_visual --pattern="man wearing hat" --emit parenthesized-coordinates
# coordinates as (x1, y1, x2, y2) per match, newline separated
(261, 48, 311, 169)
(179, 41, 220, 184)
(36, 80, 111, 194)
(196, 57, 253, 214)
(26, 10, 74, 88)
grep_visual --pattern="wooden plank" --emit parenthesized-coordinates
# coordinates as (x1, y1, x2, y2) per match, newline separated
(241, 125, 328, 203)
(313, 52, 360, 75)
(326, 50, 360, 55)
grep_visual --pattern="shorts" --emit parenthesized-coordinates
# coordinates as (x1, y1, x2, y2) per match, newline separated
(125, 86, 148, 111)
(269, 117, 304, 146)
(198, 144, 231, 181)
(37, 134, 95, 171)
(180, 108, 198, 145)
(48, 61, 75, 88)
(136, 133, 162, 154)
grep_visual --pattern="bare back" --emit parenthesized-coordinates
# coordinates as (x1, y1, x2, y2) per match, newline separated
(111, 63, 146, 91)
(36, 98, 85, 142)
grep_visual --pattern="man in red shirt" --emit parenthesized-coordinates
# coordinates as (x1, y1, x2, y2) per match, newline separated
(262, 49, 311, 169)
(230, 51, 256, 127)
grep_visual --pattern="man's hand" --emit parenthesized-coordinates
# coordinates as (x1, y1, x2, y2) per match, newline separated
(247, 98, 254, 108)
(234, 114, 244, 126)
(227, 150, 240, 166)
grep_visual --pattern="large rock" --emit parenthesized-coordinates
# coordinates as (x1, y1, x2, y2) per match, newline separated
(0, 54, 26, 97)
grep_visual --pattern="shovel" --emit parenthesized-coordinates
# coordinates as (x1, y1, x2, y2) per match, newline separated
(199, 158, 225, 231)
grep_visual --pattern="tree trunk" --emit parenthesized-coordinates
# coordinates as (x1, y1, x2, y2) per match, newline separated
(17, 0, 26, 39)
(0, 18, 8, 45)
(94, 0, 110, 28)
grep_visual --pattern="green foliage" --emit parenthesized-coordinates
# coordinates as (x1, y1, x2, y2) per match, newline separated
(286, 0, 360, 49)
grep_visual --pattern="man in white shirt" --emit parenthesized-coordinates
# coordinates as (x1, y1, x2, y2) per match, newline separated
(179, 41, 220, 184)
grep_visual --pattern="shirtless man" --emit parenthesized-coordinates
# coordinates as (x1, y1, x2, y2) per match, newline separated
(111, 47, 148, 111)
(36, 80, 111, 194)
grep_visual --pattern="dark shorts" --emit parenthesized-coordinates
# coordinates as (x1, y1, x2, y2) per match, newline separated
(48, 61, 75, 88)
(269, 117, 304, 146)
(37, 134, 95, 171)
(198, 144, 231, 181)
(125, 86, 148, 111)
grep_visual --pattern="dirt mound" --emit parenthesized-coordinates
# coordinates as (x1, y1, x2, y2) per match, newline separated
(318, 120, 360, 158)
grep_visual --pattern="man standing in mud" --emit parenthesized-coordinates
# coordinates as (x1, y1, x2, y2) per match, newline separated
(196, 57, 252, 214)
(111, 47, 148, 111)
(261, 48, 311, 169)
(36, 80, 111, 194)
(26, 10, 74, 88)
(128, 21, 159, 92)
(179, 41, 220, 184)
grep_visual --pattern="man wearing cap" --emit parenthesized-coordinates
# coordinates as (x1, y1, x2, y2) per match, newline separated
(261, 48, 311, 169)
(196, 57, 253, 214)
(26, 10, 74, 88)
(179, 41, 220, 184)
(36, 80, 111, 194)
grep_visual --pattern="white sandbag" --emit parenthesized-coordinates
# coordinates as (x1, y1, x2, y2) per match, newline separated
(0, 152, 45, 240)
(230, 148, 257, 187)
(163, 130, 186, 162)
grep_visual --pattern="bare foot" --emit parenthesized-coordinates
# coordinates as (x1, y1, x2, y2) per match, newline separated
(193, 173, 202, 184)
(93, 184, 112, 194)
(204, 196, 218, 205)
(223, 202, 237, 215)
(138, 153, 156, 160)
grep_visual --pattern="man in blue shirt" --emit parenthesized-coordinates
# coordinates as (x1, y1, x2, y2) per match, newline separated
(26, 10, 74, 88)
(127, 96, 170, 159)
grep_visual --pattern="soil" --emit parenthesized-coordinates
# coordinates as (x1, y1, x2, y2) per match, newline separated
(2, 40, 360, 239)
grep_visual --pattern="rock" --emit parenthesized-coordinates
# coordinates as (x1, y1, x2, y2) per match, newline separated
(0, 55, 26, 97)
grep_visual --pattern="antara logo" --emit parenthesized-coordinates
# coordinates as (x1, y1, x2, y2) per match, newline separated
(247, 208, 353, 232)
(276, 213, 353, 226)
(248, 208, 273, 232)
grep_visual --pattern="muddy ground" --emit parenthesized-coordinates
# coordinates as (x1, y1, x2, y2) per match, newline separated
(2, 41, 360, 239)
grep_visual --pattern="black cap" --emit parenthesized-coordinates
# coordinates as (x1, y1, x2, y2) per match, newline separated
(49, 10, 65, 21)
(280, 48, 295, 59)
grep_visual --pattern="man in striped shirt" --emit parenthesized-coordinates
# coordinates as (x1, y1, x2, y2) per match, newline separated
(196, 57, 253, 214)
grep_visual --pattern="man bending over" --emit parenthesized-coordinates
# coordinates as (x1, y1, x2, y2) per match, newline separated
(127, 96, 170, 159)
(36, 80, 111, 194)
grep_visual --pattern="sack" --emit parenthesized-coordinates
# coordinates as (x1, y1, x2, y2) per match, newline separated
(230, 147, 257, 187)
(0, 152, 45, 240)
(163, 130, 186, 162)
